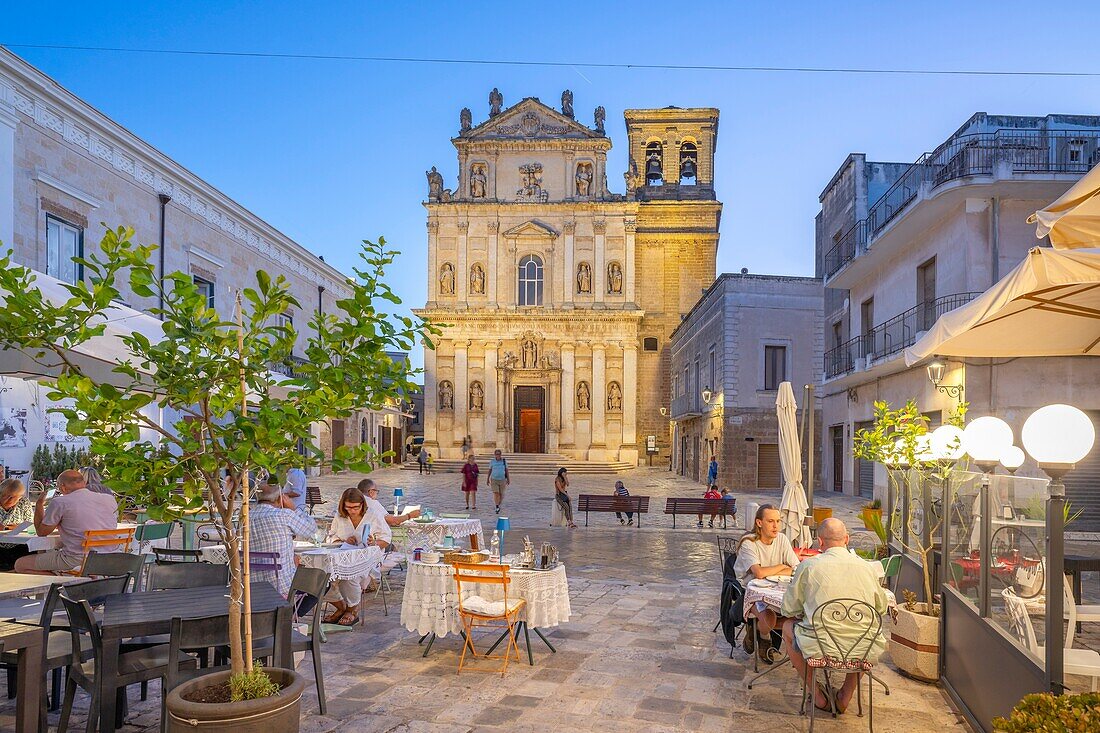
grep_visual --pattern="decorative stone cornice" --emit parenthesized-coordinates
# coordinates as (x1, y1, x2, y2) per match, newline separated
(624, 218, 637, 233)
(456, 220, 470, 232)
(427, 220, 440, 233)
(563, 221, 576, 234)
(0, 52, 352, 297)
(487, 221, 500, 233)
(593, 220, 607, 234)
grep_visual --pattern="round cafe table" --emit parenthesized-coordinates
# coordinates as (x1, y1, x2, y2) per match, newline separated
(398, 518, 484, 553)
(400, 560, 570, 664)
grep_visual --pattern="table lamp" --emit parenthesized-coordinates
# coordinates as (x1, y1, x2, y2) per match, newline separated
(496, 516, 511, 560)
(393, 487, 404, 515)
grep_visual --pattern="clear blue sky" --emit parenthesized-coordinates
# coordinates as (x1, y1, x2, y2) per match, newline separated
(6, 2, 1100, 370)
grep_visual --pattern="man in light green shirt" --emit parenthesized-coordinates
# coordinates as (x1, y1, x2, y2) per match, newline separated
(781, 518, 888, 713)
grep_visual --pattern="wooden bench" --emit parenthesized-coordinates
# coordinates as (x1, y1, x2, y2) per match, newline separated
(576, 495, 651, 527)
(664, 498, 736, 529)
(305, 486, 327, 514)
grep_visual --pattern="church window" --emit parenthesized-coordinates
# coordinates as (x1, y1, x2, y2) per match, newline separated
(645, 142, 663, 185)
(679, 142, 698, 184)
(643, 337, 658, 352)
(517, 255, 544, 306)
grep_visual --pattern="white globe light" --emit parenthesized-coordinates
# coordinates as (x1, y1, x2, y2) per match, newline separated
(999, 445, 1025, 471)
(914, 434, 934, 463)
(1022, 404, 1096, 466)
(963, 416, 1014, 463)
(930, 425, 966, 461)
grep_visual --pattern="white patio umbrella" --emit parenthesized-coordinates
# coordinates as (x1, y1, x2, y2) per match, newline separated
(905, 246, 1100, 363)
(776, 381, 812, 547)
(1028, 161, 1100, 250)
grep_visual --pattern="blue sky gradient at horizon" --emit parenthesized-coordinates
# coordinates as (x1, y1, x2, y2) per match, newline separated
(6, 2, 1100, 370)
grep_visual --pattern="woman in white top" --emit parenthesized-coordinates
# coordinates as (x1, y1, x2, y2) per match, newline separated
(734, 504, 800, 665)
(323, 488, 374, 626)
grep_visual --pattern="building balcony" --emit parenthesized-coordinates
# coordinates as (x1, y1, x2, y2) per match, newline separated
(823, 129, 1100, 285)
(670, 392, 702, 419)
(822, 291, 982, 381)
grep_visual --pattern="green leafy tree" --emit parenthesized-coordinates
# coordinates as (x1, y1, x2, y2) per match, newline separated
(0, 226, 437, 692)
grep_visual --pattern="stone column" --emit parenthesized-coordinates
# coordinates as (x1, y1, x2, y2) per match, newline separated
(423, 343, 439, 450)
(563, 221, 575, 307)
(593, 220, 606, 305)
(484, 342, 498, 447)
(0, 101, 16, 256)
(488, 221, 500, 305)
(560, 343, 576, 448)
(623, 342, 638, 461)
(454, 341, 469, 447)
(426, 220, 439, 304)
(591, 343, 606, 450)
(456, 220, 469, 302)
(624, 218, 637, 304)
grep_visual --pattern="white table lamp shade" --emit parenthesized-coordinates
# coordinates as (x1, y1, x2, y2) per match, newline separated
(1022, 404, 1096, 466)
(963, 416, 1014, 463)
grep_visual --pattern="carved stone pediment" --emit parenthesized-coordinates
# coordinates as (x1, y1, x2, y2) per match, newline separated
(502, 220, 559, 239)
(461, 98, 602, 141)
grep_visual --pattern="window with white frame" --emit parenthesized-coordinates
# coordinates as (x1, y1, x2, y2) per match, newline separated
(276, 312, 293, 329)
(764, 344, 787, 391)
(517, 255, 544, 306)
(46, 215, 83, 284)
(193, 275, 216, 310)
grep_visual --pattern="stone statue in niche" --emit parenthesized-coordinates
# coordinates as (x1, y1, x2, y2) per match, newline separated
(575, 162, 593, 197)
(469, 264, 485, 295)
(469, 381, 484, 411)
(489, 87, 503, 117)
(439, 263, 455, 295)
(516, 163, 546, 202)
(469, 163, 487, 199)
(624, 158, 640, 196)
(576, 262, 592, 293)
(460, 107, 472, 133)
(501, 351, 519, 369)
(577, 381, 591, 411)
(607, 382, 623, 412)
(426, 166, 444, 201)
(607, 261, 623, 294)
(594, 106, 606, 133)
(537, 351, 558, 369)
(521, 339, 538, 369)
(561, 89, 574, 118)
(439, 381, 454, 410)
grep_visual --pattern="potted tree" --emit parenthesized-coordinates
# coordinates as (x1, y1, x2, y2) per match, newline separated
(860, 498, 883, 529)
(0, 227, 434, 730)
(853, 399, 967, 682)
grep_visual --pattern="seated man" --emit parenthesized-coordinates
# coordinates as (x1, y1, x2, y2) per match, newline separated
(357, 478, 419, 528)
(16, 469, 119, 575)
(697, 485, 722, 528)
(249, 484, 316, 597)
(781, 518, 889, 713)
(614, 480, 633, 526)
(734, 504, 800, 663)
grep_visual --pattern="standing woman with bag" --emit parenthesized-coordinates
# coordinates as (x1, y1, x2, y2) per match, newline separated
(461, 454, 480, 511)
(554, 467, 577, 529)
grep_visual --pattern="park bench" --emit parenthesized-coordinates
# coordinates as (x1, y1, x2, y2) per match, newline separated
(664, 497, 737, 529)
(576, 494, 651, 527)
(305, 485, 327, 514)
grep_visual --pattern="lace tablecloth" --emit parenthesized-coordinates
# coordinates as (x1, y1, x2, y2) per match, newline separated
(401, 561, 570, 638)
(297, 545, 383, 581)
(398, 519, 484, 553)
(744, 579, 896, 615)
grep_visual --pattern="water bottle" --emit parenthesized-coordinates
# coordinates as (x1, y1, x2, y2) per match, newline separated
(490, 531, 500, 560)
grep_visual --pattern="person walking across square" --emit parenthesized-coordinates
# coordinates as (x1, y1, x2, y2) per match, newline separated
(486, 449, 509, 514)
(417, 448, 427, 474)
(461, 454, 479, 511)
(707, 456, 719, 487)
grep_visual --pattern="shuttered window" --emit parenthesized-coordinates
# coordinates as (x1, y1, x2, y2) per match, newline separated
(757, 443, 781, 489)
(855, 420, 874, 499)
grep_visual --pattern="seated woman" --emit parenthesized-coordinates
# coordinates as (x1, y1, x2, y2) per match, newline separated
(0, 479, 33, 570)
(323, 488, 376, 626)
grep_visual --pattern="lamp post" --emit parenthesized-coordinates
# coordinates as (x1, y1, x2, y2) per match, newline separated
(393, 487, 404, 515)
(963, 415, 1014, 618)
(701, 385, 713, 405)
(1021, 404, 1096, 695)
(926, 358, 964, 401)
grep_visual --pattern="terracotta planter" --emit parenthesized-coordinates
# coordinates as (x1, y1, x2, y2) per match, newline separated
(861, 507, 883, 530)
(888, 603, 940, 682)
(165, 668, 305, 733)
(812, 507, 833, 524)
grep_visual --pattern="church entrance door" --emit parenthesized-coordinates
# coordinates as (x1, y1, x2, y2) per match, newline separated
(513, 386, 545, 453)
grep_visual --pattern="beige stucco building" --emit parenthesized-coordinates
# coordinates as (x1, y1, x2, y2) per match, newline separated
(416, 92, 721, 462)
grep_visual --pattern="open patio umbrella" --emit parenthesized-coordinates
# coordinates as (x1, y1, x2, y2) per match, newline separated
(905, 246, 1100, 363)
(776, 382, 812, 547)
(1028, 161, 1100, 250)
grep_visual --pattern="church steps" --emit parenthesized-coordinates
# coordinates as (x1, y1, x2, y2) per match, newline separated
(403, 452, 633, 475)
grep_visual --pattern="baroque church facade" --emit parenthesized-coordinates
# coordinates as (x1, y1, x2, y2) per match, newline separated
(416, 90, 721, 462)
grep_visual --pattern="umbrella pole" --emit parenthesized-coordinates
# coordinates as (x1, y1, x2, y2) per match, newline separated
(804, 384, 815, 521)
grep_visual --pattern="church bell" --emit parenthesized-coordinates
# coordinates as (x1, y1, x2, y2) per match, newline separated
(645, 153, 663, 182)
(680, 155, 697, 179)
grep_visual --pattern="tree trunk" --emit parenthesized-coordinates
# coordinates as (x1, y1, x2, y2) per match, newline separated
(226, 534, 245, 676)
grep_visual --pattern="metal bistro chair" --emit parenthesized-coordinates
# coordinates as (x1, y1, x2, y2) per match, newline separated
(453, 562, 526, 676)
(152, 547, 205, 564)
(149, 562, 229, 590)
(1003, 588, 1100, 691)
(81, 552, 145, 592)
(879, 555, 903, 594)
(799, 598, 883, 733)
(713, 536, 739, 633)
(305, 486, 327, 515)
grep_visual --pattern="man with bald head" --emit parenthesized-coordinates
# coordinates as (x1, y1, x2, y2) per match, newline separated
(15, 469, 119, 574)
(780, 518, 888, 714)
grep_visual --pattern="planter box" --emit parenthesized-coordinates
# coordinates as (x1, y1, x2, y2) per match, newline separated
(861, 507, 883, 530)
(812, 507, 833, 525)
(166, 667, 305, 733)
(888, 603, 940, 683)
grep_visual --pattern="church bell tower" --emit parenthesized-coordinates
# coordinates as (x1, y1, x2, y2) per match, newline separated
(623, 107, 719, 201)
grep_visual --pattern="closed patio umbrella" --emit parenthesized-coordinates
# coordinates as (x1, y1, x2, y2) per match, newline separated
(776, 382, 811, 547)
(1028, 161, 1100, 250)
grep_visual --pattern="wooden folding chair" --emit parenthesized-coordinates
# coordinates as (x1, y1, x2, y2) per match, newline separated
(70, 527, 136, 575)
(453, 562, 526, 676)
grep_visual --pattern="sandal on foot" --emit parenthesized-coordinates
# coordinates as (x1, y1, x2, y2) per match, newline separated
(323, 609, 344, 624)
(337, 611, 359, 626)
(813, 683, 833, 712)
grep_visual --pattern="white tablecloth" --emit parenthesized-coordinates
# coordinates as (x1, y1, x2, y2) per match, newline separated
(744, 579, 896, 615)
(297, 545, 383, 581)
(397, 518, 484, 553)
(401, 561, 570, 638)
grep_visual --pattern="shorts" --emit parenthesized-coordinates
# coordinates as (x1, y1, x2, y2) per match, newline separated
(32, 549, 83, 572)
(489, 479, 507, 495)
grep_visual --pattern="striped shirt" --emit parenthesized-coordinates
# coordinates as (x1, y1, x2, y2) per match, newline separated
(248, 503, 316, 597)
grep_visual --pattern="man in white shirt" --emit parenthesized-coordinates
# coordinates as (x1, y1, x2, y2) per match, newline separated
(354, 479, 393, 549)
(781, 518, 889, 714)
(734, 504, 800, 664)
(17, 469, 119, 574)
(356, 478, 418, 528)
(283, 465, 308, 511)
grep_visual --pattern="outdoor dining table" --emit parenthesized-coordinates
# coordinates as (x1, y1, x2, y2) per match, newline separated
(0, 522, 138, 553)
(295, 543, 384, 580)
(401, 559, 570, 664)
(0, 572, 84, 600)
(398, 517, 484, 553)
(0, 620, 43, 733)
(95, 581, 291, 733)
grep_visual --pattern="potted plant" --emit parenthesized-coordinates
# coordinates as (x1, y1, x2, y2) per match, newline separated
(0, 227, 435, 730)
(861, 498, 883, 529)
(992, 692, 1100, 732)
(853, 399, 968, 682)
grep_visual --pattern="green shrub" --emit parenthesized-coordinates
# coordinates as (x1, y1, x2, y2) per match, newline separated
(993, 692, 1100, 732)
(229, 667, 280, 702)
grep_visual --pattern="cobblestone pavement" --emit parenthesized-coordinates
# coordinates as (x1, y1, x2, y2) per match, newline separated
(0, 465, 1020, 731)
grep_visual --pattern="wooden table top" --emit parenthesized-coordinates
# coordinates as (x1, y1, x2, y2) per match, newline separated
(0, 620, 41, 646)
(0, 574, 84, 600)
(101, 582, 287, 634)
(1065, 554, 1100, 571)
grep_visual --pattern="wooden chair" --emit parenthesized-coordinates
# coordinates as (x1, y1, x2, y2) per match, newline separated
(453, 562, 526, 676)
(58, 594, 198, 733)
(73, 527, 136, 576)
(305, 486, 327, 515)
(244, 551, 282, 589)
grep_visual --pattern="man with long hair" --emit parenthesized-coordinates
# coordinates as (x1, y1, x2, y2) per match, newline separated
(734, 504, 800, 664)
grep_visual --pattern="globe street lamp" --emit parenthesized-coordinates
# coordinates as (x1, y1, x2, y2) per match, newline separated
(962, 415, 1014, 616)
(999, 446, 1025, 474)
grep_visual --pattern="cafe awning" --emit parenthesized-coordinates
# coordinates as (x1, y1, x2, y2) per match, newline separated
(905, 246, 1100, 364)
(1028, 161, 1100, 249)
